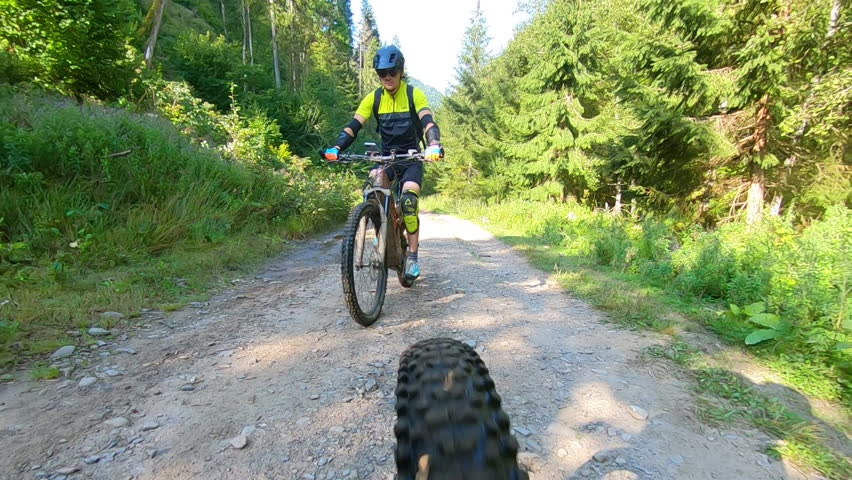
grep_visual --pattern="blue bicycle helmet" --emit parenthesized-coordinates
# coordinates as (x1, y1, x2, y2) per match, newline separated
(373, 45, 405, 71)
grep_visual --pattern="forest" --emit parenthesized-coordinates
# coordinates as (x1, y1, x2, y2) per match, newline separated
(435, 0, 850, 405)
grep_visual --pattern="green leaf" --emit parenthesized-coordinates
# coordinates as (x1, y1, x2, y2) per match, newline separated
(835, 342, 852, 351)
(749, 313, 781, 329)
(745, 329, 779, 345)
(729, 304, 741, 315)
(743, 302, 766, 316)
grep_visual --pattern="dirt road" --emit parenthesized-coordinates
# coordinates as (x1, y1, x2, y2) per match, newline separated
(1, 214, 814, 480)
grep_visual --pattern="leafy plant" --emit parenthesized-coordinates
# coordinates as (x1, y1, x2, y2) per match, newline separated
(727, 302, 791, 345)
(0, 320, 20, 343)
(0, 0, 138, 99)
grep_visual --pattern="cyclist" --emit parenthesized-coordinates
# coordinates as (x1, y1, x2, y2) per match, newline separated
(324, 45, 443, 281)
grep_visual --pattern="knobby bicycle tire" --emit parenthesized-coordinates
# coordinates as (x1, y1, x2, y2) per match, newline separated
(341, 201, 388, 326)
(394, 338, 529, 480)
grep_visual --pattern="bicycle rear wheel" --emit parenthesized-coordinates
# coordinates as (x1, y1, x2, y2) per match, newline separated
(341, 201, 388, 326)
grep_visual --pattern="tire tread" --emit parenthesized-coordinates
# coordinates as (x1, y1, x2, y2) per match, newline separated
(341, 201, 387, 326)
(394, 338, 528, 480)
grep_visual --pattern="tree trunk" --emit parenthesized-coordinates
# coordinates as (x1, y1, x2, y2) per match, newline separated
(299, 51, 304, 90)
(828, 0, 842, 38)
(613, 182, 623, 215)
(247, 1, 254, 65)
(358, 40, 363, 97)
(746, 163, 765, 224)
(241, 0, 247, 64)
(746, 94, 771, 224)
(289, 51, 295, 89)
(144, 0, 167, 68)
(269, 0, 281, 89)
(753, 94, 771, 154)
(220, 0, 228, 38)
(629, 179, 637, 215)
(769, 193, 783, 217)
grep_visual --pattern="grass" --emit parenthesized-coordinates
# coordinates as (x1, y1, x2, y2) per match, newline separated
(0, 85, 359, 369)
(0, 225, 329, 368)
(424, 195, 852, 478)
(30, 364, 60, 380)
(693, 368, 852, 479)
(161, 303, 185, 312)
(643, 339, 700, 366)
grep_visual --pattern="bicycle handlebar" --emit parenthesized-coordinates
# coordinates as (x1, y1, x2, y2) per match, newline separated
(319, 149, 428, 164)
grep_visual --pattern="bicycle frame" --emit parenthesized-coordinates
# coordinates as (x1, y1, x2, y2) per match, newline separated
(336, 149, 425, 274)
(362, 166, 406, 274)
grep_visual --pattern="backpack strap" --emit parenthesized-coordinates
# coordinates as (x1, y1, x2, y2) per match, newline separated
(372, 85, 425, 150)
(407, 84, 425, 150)
(372, 87, 383, 133)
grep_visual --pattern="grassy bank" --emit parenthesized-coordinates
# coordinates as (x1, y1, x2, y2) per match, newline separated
(424, 195, 852, 478)
(0, 86, 358, 368)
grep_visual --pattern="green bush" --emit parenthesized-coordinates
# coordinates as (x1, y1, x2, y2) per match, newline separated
(0, 86, 356, 277)
(673, 230, 738, 298)
(0, 0, 138, 99)
(0, 47, 32, 84)
(168, 32, 240, 110)
(591, 216, 632, 269)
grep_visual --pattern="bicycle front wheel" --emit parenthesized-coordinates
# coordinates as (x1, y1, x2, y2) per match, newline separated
(394, 338, 528, 480)
(341, 201, 388, 326)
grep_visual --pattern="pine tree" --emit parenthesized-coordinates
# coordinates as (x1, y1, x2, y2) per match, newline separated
(435, 1, 497, 197)
(356, 0, 381, 97)
(497, 0, 611, 202)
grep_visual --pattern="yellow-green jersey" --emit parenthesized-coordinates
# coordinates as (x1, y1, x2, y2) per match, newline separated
(356, 81, 430, 154)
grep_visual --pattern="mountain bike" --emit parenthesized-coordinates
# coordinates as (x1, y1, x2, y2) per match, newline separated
(332, 145, 426, 326)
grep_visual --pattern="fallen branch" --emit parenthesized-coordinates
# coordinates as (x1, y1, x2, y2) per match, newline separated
(107, 150, 132, 158)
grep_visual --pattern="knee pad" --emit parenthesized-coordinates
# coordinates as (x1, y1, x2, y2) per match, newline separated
(400, 190, 419, 234)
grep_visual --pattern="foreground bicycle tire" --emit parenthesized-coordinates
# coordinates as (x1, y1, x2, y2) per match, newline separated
(394, 338, 529, 480)
(341, 201, 388, 326)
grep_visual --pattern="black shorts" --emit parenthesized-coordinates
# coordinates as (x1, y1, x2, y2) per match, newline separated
(385, 161, 423, 187)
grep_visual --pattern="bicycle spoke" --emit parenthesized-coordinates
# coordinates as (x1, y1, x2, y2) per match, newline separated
(355, 216, 367, 267)
(353, 216, 380, 311)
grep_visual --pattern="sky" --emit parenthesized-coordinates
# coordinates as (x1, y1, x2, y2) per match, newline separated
(350, 0, 530, 93)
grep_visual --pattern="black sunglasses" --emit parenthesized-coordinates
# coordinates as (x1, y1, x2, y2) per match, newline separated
(377, 68, 399, 78)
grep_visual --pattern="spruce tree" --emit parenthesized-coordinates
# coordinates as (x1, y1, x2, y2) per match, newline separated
(436, 2, 496, 197)
(497, 0, 610, 202)
(356, 0, 381, 96)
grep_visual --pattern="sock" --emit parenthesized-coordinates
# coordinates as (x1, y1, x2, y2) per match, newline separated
(408, 251, 418, 262)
